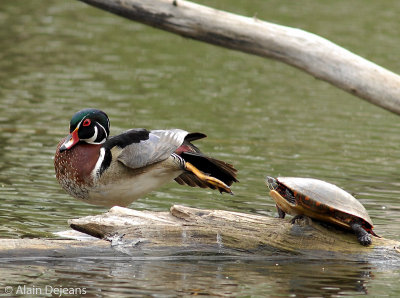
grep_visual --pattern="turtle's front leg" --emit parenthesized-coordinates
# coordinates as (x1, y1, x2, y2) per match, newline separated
(350, 222, 371, 246)
(276, 205, 286, 218)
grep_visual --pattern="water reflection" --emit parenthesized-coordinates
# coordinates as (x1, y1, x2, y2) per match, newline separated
(0, 257, 375, 296)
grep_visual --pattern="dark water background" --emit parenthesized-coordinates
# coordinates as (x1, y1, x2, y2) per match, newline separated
(1, 0, 400, 296)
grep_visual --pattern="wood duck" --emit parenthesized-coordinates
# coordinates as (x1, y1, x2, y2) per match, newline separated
(54, 108, 238, 207)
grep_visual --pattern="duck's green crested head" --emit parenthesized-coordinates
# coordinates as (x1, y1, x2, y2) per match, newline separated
(59, 108, 110, 152)
(69, 108, 109, 134)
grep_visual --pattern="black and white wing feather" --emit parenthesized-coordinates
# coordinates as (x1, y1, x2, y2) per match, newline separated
(117, 129, 188, 169)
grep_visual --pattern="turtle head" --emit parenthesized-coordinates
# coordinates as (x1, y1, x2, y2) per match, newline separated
(59, 108, 110, 152)
(267, 177, 297, 215)
(266, 176, 278, 190)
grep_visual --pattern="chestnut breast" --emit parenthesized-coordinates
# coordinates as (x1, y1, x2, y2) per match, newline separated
(54, 137, 101, 199)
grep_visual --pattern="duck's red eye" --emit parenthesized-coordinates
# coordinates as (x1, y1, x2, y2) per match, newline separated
(83, 119, 91, 127)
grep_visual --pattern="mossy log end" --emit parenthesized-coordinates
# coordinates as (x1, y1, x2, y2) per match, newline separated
(69, 205, 400, 259)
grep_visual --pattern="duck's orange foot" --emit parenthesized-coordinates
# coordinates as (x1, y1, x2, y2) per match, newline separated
(184, 162, 233, 195)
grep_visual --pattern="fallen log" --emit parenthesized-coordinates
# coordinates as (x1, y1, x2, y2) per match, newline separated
(0, 238, 114, 259)
(78, 0, 400, 115)
(0, 205, 398, 260)
(68, 205, 400, 260)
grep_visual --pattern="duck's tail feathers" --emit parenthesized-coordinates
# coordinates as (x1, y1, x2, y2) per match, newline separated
(174, 152, 238, 193)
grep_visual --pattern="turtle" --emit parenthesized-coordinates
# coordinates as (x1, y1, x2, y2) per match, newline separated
(266, 176, 378, 246)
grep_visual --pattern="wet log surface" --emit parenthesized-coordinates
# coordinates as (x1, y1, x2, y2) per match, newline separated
(0, 205, 399, 261)
(0, 238, 114, 259)
(68, 205, 400, 260)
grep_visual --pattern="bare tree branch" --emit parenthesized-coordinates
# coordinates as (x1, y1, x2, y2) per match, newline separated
(78, 0, 400, 115)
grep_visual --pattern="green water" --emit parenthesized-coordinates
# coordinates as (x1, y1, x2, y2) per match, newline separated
(1, 0, 400, 296)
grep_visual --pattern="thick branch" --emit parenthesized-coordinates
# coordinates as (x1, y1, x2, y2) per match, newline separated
(0, 206, 398, 260)
(79, 0, 400, 115)
(68, 205, 400, 259)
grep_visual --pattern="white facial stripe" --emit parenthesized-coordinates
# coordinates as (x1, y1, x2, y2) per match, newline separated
(72, 119, 83, 131)
(78, 119, 84, 127)
(97, 122, 108, 139)
(82, 126, 98, 143)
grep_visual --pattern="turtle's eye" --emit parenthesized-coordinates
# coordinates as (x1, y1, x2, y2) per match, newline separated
(83, 119, 91, 127)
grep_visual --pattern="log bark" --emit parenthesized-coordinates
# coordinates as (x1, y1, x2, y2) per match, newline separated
(0, 206, 398, 260)
(78, 0, 400, 115)
(68, 205, 400, 260)
(0, 238, 115, 259)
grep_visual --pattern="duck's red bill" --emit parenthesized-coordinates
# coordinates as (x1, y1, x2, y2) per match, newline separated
(59, 128, 79, 152)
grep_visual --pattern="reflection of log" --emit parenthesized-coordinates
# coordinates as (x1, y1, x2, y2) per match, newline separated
(68, 205, 400, 258)
(78, 0, 400, 115)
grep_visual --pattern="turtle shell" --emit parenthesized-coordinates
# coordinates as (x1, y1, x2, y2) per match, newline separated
(276, 177, 373, 227)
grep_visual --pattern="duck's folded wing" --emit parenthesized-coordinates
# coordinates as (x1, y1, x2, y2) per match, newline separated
(113, 129, 189, 169)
